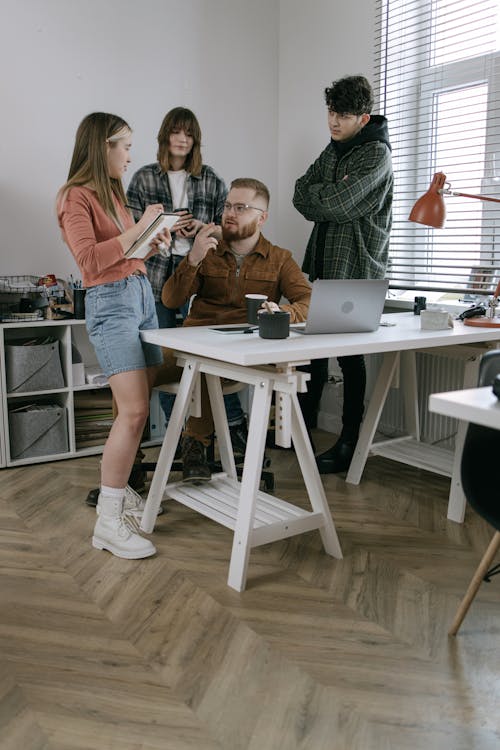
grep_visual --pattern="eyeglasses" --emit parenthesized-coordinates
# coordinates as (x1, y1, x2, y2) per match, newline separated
(222, 202, 265, 215)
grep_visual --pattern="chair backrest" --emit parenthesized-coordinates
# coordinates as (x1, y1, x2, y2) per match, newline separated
(460, 349, 500, 531)
(477, 349, 500, 386)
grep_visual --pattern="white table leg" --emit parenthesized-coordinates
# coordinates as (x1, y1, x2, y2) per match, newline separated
(401, 350, 420, 439)
(227, 378, 273, 592)
(446, 352, 481, 523)
(346, 350, 400, 484)
(290, 391, 343, 559)
(206, 373, 237, 479)
(140, 360, 200, 533)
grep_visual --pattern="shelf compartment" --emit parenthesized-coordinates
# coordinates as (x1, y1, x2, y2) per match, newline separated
(8, 396, 69, 462)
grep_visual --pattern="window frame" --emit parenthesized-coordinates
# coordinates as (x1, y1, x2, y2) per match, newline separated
(375, 0, 500, 298)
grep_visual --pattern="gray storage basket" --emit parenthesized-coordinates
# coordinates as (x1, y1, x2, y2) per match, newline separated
(8, 403, 68, 460)
(5, 337, 64, 393)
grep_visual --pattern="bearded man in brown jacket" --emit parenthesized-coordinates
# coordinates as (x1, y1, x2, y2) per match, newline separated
(159, 177, 311, 481)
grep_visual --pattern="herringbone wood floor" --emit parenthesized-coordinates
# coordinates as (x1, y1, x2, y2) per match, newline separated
(0, 431, 499, 750)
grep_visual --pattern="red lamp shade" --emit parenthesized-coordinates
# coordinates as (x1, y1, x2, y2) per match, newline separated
(408, 171, 500, 327)
(408, 172, 447, 228)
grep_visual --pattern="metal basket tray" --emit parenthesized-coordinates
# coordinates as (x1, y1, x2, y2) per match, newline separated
(0, 276, 66, 322)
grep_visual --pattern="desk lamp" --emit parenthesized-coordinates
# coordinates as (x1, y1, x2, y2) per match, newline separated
(409, 171, 500, 327)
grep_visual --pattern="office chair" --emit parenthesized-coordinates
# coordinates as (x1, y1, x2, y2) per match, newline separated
(449, 349, 500, 635)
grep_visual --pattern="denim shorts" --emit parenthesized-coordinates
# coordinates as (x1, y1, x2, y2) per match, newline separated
(85, 274, 163, 377)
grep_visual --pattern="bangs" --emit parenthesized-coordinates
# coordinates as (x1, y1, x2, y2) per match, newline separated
(169, 113, 200, 142)
(171, 115, 194, 136)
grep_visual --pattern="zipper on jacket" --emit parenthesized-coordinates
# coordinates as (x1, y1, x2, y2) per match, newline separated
(228, 254, 241, 307)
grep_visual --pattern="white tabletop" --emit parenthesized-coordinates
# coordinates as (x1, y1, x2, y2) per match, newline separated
(429, 386, 500, 430)
(141, 312, 500, 367)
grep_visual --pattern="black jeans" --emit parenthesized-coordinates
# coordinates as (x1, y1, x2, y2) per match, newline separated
(297, 358, 328, 429)
(337, 354, 366, 443)
(298, 355, 366, 442)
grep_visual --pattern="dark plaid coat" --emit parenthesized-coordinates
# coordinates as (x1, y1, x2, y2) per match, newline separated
(293, 116, 393, 281)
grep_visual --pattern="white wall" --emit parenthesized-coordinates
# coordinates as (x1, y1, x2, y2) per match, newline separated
(277, 0, 376, 268)
(0, 0, 279, 279)
(0, 0, 375, 280)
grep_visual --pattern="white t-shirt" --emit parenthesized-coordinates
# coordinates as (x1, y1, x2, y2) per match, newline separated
(167, 170, 190, 256)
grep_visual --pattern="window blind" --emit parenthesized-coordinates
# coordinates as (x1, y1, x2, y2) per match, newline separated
(374, 0, 500, 296)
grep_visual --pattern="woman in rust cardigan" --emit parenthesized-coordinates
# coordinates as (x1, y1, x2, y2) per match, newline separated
(57, 112, 170, 560)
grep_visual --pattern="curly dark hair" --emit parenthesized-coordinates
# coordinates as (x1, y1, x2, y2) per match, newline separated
(324, 76, 373, 115)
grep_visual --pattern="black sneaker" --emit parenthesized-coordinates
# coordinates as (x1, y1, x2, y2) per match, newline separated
(229, 419, 248, 456)
(85, 487, 100, 507)
(182, 436, 211, 483)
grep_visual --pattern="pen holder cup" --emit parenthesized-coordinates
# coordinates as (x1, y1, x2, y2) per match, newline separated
(73, 288, 86, 319)
(258, 311, 290, 339)
(245, 294, 268, 325)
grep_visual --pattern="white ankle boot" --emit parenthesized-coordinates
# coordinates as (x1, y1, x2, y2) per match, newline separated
(96, 485, 163, 522)
(123, 485, 164, 519)
(92, 494, 156, 559)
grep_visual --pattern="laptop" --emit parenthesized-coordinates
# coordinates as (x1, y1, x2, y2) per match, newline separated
(291, 279, 389, 335)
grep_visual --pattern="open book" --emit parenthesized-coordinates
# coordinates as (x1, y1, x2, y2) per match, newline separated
(125, 213, 178, 259)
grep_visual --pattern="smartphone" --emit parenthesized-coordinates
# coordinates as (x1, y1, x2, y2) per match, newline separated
(210, 325, 256, 334)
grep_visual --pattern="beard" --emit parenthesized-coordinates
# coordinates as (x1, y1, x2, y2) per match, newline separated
(222, 216, 259, 242)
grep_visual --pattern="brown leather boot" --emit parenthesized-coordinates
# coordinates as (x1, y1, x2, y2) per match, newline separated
(182, 436, 211, 483)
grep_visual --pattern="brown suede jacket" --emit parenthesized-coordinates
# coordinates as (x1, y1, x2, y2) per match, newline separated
(161, 234, 311, 326)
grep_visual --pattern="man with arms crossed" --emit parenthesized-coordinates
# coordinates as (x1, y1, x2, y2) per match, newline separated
(293, 75, 393, 474)
(160, 177, 311, 481)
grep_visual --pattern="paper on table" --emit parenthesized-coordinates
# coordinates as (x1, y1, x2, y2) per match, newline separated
(125, 213, 178, 259)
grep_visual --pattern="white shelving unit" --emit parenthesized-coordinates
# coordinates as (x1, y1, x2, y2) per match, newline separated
(0, 319, 165, 468)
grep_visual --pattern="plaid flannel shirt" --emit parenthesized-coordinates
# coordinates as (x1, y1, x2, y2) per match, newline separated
(293, 136, 393, 281)
(126, 162, 227, 300)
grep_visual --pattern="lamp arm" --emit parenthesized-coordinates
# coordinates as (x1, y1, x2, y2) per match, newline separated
(442, 189, 500, 205)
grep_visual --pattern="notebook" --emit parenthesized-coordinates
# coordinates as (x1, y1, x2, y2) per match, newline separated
(125, 213, 178, 259)
(291, 279, 389, 335)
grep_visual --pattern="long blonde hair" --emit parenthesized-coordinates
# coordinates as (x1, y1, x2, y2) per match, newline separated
(157, 107, 202, 176)
(58, 112, 130, 224)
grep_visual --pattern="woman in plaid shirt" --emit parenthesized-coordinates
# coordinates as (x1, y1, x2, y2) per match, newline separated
(126, 108, 245, 435)
(126, 107, 227, 322)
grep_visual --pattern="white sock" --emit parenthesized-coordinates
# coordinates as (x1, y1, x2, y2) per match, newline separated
(100, 485, 126, 499)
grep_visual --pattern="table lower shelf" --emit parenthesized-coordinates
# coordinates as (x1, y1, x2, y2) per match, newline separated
(369, 436, 454, 477)
(164, 473, 326, 548)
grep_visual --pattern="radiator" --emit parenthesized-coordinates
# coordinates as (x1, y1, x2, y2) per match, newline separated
(318, 345, 493, 449)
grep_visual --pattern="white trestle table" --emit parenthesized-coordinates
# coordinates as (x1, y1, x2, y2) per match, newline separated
(141, 313, 500, 590)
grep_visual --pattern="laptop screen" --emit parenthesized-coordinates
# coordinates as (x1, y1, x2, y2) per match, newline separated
(293, 279, 389, 335)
